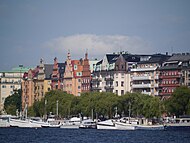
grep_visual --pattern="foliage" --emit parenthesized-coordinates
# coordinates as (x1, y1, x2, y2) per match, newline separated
(27, 90, 162, 119)
(4, 89, 21, 115)
(164, 86, 190, 117)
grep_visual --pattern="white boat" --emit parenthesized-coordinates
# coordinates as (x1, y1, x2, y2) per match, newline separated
(115, 121, 136, 130)
(41, 115, 61, 128)
(97, 119, 116, 130)
(30, 118, 49, 128)
(115, 117, 165, 130)
(61, 117, 81, 129)
(10, 118, 33, 128)
(79, 119, 97, 129)
(0, 115, 11, 127)
(135, 124, 165, 130)
(165, 117, 190, 129)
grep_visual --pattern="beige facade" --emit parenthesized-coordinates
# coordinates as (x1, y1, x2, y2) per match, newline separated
(22, 60, 53, 109)
(0, 66, 29, 111)
(63, 52, 73, 94)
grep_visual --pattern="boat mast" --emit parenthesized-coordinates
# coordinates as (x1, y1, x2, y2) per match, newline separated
(56, 100, 59, 117)
(128, 101, 131, 124)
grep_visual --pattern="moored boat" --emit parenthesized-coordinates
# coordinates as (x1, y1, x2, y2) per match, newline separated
(79, 119, 97, 129)
(61, 117, 81, 129)
(97, 119, 116, 130)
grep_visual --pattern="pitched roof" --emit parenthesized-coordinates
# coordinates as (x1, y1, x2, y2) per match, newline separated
(44, 64, 53, 79)
(168, 54, 190, 62)
(106, 54, 120, 64)
(96, 60, 103, 65)
(138, 54, 170, 64)
(122, 54, 140, 62)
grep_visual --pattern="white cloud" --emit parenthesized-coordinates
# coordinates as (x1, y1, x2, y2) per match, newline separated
(44, 34, 153, 60)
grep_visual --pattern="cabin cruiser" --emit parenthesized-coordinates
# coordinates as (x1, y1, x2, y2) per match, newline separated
(97, 119, 116, 130)
(0, 115, 11, 127)
(41, 115, 62, 128)
(61, 117, 81, 129)
(79, 119, 97, 129)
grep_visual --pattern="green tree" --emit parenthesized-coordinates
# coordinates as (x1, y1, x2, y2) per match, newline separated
(165, 86, 190, 117)
(4, 89, 21, 115)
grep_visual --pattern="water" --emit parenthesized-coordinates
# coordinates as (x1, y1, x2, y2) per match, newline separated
(0, 128, 190, 143)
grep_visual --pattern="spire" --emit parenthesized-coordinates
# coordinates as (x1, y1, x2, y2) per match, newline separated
(40, 58, 43, 64)
(67, 50, 71, 60)
(54, 57, 57, 63)
(85, 49, 88, 59)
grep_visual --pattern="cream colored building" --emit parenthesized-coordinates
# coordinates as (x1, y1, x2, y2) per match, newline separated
(0, 66, 30, 111)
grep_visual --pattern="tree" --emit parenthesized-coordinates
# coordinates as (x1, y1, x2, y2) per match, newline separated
(164, 86, 190, 117)
(4, 89, 21, 115)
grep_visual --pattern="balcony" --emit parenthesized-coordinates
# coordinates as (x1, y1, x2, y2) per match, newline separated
(92, 77, 102, 81)
(131, 67, 157, 72)
(92, 86, 101, 90)
(141, 91, 151, 95)
(132, 83, 151, 88)
(132, 75, 152, 80)
(159, 83, 180, 87)
(105, 76, 114, 81)
(159, 75, 181, 79)
(159, 92, 172, 96)
(105, 85, 114, 89)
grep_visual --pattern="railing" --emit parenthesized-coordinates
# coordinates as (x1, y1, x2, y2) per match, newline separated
(105, 85, 114, 89)
(132, 75, 152, 80)
(159, 83, 180, 87)
(132, 83, 151, 88)
(159, 75, 181, 79)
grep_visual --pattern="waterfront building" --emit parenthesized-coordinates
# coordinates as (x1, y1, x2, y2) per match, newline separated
(0, 65, 30, 111)
(51, 57, 65, 90)
(22, 60, 53, 109)
(92, 52, 140, 95)
(81, 52, 91, 93)
(63, 52, 73, 94)
(159, 53, 190, 98)
(63, 52, 91, 96)
(71, 60, 83, 96)
(114, 54, 140, 95)
(131, 54, 170, 96)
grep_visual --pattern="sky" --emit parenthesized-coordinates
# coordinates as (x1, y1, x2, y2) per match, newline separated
(0, 0, 190, 70)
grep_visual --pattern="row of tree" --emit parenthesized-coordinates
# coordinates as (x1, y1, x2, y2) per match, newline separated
(3, 86, 190, 119)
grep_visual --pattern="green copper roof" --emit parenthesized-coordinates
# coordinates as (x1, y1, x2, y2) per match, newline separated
(0, 66, 32, 73)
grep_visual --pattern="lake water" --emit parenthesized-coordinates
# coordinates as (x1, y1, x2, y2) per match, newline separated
(0, 128, 190, 143)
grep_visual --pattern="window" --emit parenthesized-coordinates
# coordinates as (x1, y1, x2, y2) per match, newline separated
(121, 81, 124, 87)
(116, 81, 118, 87)
(77, 72, 82, 76)
(78, 79, 81, 82)
(121, 90, 124, 95)
(78, 86, 81, 89)
(116, 90, 118, 95)
(2, 85, 6, 88)
(74, 65, 77, 70)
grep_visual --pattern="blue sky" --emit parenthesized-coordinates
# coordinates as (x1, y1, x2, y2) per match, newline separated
(0, 0, 190, 70)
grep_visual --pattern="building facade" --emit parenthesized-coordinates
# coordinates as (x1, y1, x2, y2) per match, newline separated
(0, 66, 29, 111)
(159, 53, 190, 98)
(22, 60, 53, 109)
(131, 54, 170, 96)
